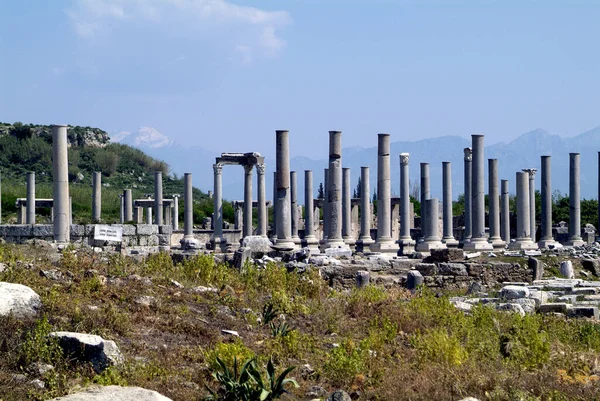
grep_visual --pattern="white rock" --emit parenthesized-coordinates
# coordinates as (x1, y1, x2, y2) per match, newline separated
(48, 385, 172, 400)
(496, 303, 526, 317)
(49, 332, 123, 373)
(560, 261, 575, 279)
(0, 282, 41, 318)
(512, 298, 537, 314)
(450, 300, 473, 313)
(241, 236, 273, 254)
(500, 285, 530, 300)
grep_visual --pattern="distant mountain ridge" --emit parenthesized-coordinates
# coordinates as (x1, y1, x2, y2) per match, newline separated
(113, 127, 600, 202)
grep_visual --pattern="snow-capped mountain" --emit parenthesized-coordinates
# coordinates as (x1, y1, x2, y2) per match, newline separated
(112, 127, 174, 149)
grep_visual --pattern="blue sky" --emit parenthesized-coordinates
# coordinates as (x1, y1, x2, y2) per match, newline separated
(1, 0, 599, 159)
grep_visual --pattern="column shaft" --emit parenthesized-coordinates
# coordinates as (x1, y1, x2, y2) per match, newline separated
(509, 172, 538, 250)
(488, 159, 504, 247)
(420, 163, 430, 238)
(358, 167, 372, 241)
(52, 125, 70, 243)
(26, 172, 35, 224)
(92, 172, 101, 222)
(243, 165, 253, 237)
(400, 154, 412, 240)
(326, 131, 345, 247)
(257, 164, 267, 237)
(272, 171, 277, 240)
(213, 164, 223, 244)
(342, 168, 352, 241)
(290, 171, 300, 241)
(540, 156, 556, 247)
(501, 179, 510, 243)
(184, 173, 194, 237)
(304, 170, 315, 238)
(463, 148, 472, 241)
(173, 196, 179, 230)
(275, 130, 295, 248)
(154, 172, 163, 225)
(123, 189, 133, 222)
(442, 162, 457, 245)
(568, 153, 583, 245)
(372, 133, 398, 253)
(464, 136, 492, 251)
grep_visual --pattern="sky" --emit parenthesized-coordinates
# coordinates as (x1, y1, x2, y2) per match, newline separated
(1, 0, 600, 160)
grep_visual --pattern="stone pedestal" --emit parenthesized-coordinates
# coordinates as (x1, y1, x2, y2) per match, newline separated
(356, 166, 374, 252)
(539, 156, 559, 248)
(441, 162, 458, 247)
(372, 133, 398, 253)
(567, 153, 584, 246)
(464, 135, 492, 251)
(52, 125, 70, 243)
(416, 198, 446, 252)
(303, 170, 320, 252)
(488, 159, 505, 248)
(509, 171, 538, 250)
(26, 172, 35, 225)
(398, 153, 415, 254)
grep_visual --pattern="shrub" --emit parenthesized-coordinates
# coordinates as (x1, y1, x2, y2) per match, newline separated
(205, 340, 255, 371)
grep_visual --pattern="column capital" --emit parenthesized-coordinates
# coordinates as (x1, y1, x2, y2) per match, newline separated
(256, 163, 266, 175)
(243, 164, 254, 174)
(213, 163, 223, 174)
(463, 147, 472, 161)
(400, 153, 410, 165)
(522, 168, 537, 178)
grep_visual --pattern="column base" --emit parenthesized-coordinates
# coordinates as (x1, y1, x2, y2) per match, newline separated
(416, 240, 447, 252)
(180, 237, 202, 250)
(463, 238, 493, 251)
(488, 237, 506, 249)
(302, 236, 321, 254)
(210, 237, 227, 253)
(566, 238, 585, 247)
(273, 238, 298, 251)
(343, 236, 356, 251)
(292, 235, 302, 245)
(508, 238, 539, 251)
(397, 237, 416, 255)
(355, 237, 375, 253)
(538, 238, 562, 249)
(324, 238, 347, 250)
(442, 237, 460, 248)
(371, 238, 399, 253)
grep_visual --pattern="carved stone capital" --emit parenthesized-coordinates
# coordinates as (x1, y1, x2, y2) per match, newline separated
(244, 164, 254, 175)
(522, 168, 537, 178)
(256, 163, 266, 175)
(463, 147, 472, 162)
(400, 153, 410, 165)
(213, 163, 223, 174)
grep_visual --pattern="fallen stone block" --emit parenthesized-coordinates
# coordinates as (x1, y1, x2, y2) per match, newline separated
(48, 385, 172, 400)
(538, 303, 569, 314)
(50, 332, 123, 373)
(0, 282, 41, 318)
(567, 306, 599, 319)
(500, 285, 530, 300)
(496, 303, 525, 316)
(438, 263, 468, 276)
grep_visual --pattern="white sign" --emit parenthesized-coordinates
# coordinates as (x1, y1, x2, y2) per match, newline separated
(94, 225, 123, 242)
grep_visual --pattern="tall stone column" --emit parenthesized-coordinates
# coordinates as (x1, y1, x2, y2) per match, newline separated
(501, 179, 510, 243)
(211, 163, 224, 250)
(416, 198, 446, 251)
(372, 133, 398, 253)
(119, 195, 125, 224)
(488, 159, 505, 248)
(271, 171, 277, 240)
(442, 162, 458, 246)
(567, 153, 584, 246)
(463, 148, 472, 243)
(256, 163, 267, 237)
(92, 172, 101, 222)
(522, 168, 537, 241)
(243, 164, 253, 238)
(154, 172, 163, 225)
(398, 153, 415, 254)
(342, 167, 354, 247)
(509, 171, 538, 250)
(321, 168, 329, 244)
(290, 171, 301, 244)
(275, 130, 296, 249)
(539, 156, 558, 248)
(357, 166, 374, 252)
(464, 135, 492, 251)
(420, 163, 430, 239)
(181, 173, 200, 249)
(52, 125, 70, 243)
(123, 189, 133, 222)
(26, 172, 35, 224)
(172, 194, 180, 230)
(303, 170, 319, 251)
(598, 152, 600, 241)
(325, 131, 347, 249)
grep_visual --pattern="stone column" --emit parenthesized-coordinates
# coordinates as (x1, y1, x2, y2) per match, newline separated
(372, 133, 398, 253)
(146, 206, 153, 225)
(420, 163, 430, 239)
(271, 171, 277, 240)
(523, 168, 537, 241)
(342, 167, 354, 247)
(211, 163, 224, 250)
(464, 135, 492, 251)
(488, 159, 505, 248)
(92, 171, 101, 222)
(26, 172, 35, 224)
(303, 170, 319, 251)
(52, 125, 70, 243)
(598, 152, 600, 241)
(509, 171, 538, 250)
(154, 172, 163, 225)
(123, 189, 133, 222)
(398, 153, 415, 254)
(539, 156, 558, 248)
(0, 172, 2, 224)
(135, 206, 143, 223)
(243, 164, 253, 238)
(164, 204, 172, 228)
(567, 153, 584, 246)
(441, 162, 458, 246)
(181, 173, 200, 249)
(463, 148, 472, 243)
(321, 168, 329, 243)
(325, 131, 347, 249)
(501, 179, 510, 243)
(18, 205, 25, 224)
(416, 198, 446, 252)
(290, 171, 301, 244)
(256, 163, 267, 237)
(119, 195, 124, 223)
(357, 166, 374, 252)
(172, 194, 180, 230)
(275, 130, 296, 249)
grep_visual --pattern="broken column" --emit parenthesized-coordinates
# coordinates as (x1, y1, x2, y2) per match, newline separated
(146, 205, 152, 225)
(123, 189, 133, 222)
(416, 198, 446, 252)
(356, 166, 374, 252)
(522, 168, 537, 241)
(539, 156, 558, 248)
(342, 167, 354, 247)
(464, 135, 492, 251)
(372, 133, 398, 253)
(398, 153, 415, 254)
(243, 164, 253, 238)
(488, 159, 505, 248)
(303, 170, 319, 251)
(509, 171, 538, 250)
(52, 124, 70, 243)
(290, 171, 301, 244)
(172, 194, 179, 230)
(211, 163, 224, 250)
(275, 130, 296, 249)
(181, 173, 200, 249)
(441, 162, 458, 246)
(325, 131, 347, 249)
(26, 172, 35, 224)
(420, 162, 430, 239)
(92, 171, 101, 222)
(135, 206, 143, 223)
(257, 163, 267, 237)
(567, 153, 584, 246)
(154, 172, 163, 225)
(463, 148, 472, 243)
(501, 179, 510, 244)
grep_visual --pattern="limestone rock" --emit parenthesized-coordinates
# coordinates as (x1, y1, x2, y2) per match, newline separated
(581, 258, 600, 276)
(241, 236, 273, 255)
(49, 332, 123, 373)
(438, 263, 468, 276)
(0, 282, 41, 318)
(406, 270, 424, 291)
(233, 247, 251, 270)
(560, 261, 574, 279)
(500, 285, 530, 300)
(496, 303, 525, 317)
(327, 390, 352, 401)
(528, 257, 544, 281)
(48, 386, 172, 400)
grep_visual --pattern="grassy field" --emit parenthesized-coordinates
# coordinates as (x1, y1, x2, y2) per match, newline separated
(0, 246, 599, 400)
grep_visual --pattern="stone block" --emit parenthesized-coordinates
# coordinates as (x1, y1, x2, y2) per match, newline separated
(500, 285, 530, 300)
(159, 225, 173, 235)
(33, 225, 54, 237)
(122, 224, 136, 236)
(529, 257, 544, 281)
(416, 263, 437, 276)
(47, 385, 173, 401)
(538, 303, 569, 314)
(233, 247, 251, 270)
(438, 263, 468, 276)
(512, 298, 537, 314)
(8, 225, 33, 237)
(324, 247, 352, 258)
(137, 224, 159, 235)
(242, 236, 273, 255)
(49, 332, 123, 373)
(157, 234, 170, 246)
(0, 282, 41, 318)
(581, 258, 600, 276)
(406, 270, 424, 291)
(69, 225, 85, 237)
(356, 271, 370, 288)
(560, 261, 574, 279)
(567, 306, 599, 319)
(465, 263, 483, 276)
(496, 303, 525, 316)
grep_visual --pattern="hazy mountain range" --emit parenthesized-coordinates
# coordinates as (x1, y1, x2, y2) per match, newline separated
(113, 127, 600, 202)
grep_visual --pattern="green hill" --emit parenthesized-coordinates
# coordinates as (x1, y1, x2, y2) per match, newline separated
(0, 122, 230, 224)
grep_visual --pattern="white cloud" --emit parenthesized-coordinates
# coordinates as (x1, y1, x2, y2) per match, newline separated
(112, 127, 173, 149)
(66, 0, 291, 60)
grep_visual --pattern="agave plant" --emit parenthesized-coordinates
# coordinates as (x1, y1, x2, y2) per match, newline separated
(261, 303, 279, 326)
(269, 321, 293, 338)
